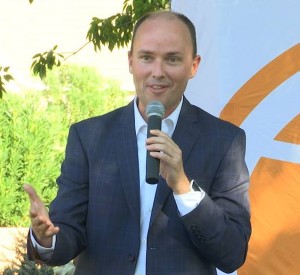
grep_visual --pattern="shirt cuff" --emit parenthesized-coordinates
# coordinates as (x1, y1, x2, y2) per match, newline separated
(173, 181, 205, 216)
(30, 227, 56, 260)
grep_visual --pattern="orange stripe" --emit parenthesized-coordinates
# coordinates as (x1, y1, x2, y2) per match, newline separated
(275, 114, 300, 145)
(220, 43, 300, 126)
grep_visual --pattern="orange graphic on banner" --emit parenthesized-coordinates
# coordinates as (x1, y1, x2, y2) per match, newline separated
(220, 43, 300, 126)
(240, 158, 300, 275)
(275, 114, 300, 145)
(219, 43, 300, 275)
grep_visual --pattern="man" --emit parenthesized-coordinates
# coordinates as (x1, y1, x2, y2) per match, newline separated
(24, 10, 251, 274)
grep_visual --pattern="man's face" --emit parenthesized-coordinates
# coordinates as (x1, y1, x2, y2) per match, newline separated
(128, 16, 200, 119)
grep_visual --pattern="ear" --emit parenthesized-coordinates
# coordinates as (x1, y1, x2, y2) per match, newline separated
(128, 51, 133, 74)
(190, 55, 201, 79)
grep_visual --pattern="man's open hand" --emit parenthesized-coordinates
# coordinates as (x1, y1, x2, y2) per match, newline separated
(23, 183, 59, 248)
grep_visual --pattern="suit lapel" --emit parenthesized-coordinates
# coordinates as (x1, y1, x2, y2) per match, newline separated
(150, 98, 202, 225)
(114, 101, 140, 226)
(172, 98, 202, 163)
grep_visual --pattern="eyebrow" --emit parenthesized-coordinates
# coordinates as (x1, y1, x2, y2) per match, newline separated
(137, 50, 153, 55)
(165, 52, 183, 56)
(136, 50, 183, 56)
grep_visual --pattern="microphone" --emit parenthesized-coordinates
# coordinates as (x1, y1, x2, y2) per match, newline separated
(145, 101, 165, 184)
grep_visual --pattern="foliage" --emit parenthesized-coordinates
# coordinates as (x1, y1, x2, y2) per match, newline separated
(0, 66, 14, 99)
(1, 230, 76, 274)
(0, 0, 170, 95)
(0, 64, 129, 227)
(31, 0, 170, 79)
(1, 230, 54, 274)
(31, 45, 64, 79)
(87, 0, 170, 51)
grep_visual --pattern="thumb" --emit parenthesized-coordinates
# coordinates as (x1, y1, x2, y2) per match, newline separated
(24, 183, 49, 221)
(23, 183, 41, 204)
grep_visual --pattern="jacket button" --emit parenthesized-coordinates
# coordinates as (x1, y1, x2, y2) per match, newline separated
(128, 254, 136, 262)
(191, 224, 197, 231)
(197, 234, 205, 243)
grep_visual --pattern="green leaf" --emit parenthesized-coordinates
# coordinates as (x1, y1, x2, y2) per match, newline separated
(4, 74, 14, 82)
(32, 53, 41, 58)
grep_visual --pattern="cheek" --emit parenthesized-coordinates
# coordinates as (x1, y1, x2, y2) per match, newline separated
(171, 69, 191, 84)
(132, 64, 149, 81)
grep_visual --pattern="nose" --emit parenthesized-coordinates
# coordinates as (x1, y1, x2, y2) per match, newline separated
(152, 60, 165, 79)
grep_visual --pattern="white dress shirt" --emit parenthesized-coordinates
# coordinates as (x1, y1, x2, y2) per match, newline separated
(133, 97, 204, 275)
(31, 97, 205, 274)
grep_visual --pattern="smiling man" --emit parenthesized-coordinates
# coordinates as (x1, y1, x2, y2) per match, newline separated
(128, 12, 200, 120)
(24, 11, 251, 275)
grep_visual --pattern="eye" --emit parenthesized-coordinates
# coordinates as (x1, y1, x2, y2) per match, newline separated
(139, 55, 153, 62)
(167, 56, 182, 64)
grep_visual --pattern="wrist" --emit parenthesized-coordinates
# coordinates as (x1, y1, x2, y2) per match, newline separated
(172, 177, 190, 195)
(32, 230, 52, 248)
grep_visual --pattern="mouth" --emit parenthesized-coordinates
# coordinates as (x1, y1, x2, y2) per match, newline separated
(147, 83, 170, 93)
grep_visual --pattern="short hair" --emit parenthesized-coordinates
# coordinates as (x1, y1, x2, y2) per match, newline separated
(130, 11, 198, 58)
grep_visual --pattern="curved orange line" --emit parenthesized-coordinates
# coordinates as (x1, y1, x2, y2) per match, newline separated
(275, 114, 300, 145)
(219, 43, 300, 126)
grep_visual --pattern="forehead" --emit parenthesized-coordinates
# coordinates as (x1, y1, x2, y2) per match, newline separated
(133, 16, 192, 51)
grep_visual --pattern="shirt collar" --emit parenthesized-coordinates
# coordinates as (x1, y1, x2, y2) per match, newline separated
(134, 97, 183, 137)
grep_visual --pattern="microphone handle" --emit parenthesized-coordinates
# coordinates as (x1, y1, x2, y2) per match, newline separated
(146, 115, 162, 184)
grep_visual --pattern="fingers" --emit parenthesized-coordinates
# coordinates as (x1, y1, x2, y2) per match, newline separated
(24, 183, 59, 244)
(146, 129, 183, 174)
(34, 219, 60, 237)
(32, 220, 60, 248)
(146, 130, 189, 192)
(146, 130, 181, 160)
(31, 214, 60, 237)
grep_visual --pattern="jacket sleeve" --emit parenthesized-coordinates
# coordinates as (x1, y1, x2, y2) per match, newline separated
(182, 129, 251, 273)
(45, 124, 89, 266)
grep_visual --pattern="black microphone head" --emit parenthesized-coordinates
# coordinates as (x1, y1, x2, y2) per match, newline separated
(146, 101, 165, 118)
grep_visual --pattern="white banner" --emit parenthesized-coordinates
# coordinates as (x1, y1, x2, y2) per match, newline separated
(172, 1, 300, 275)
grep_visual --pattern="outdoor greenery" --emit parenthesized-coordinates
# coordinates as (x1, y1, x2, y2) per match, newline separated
(2, 231, 54, 274)
(0, 0, 170, 97)
(0, 64, 130, 227)
(30, 0, 170, 80)
(0, 1, 169, 272)
(1, 230, 75, 274)
(0, 66, 14, 99)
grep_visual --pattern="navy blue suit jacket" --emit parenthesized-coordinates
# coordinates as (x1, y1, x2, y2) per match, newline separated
(28, 98, 251, 274)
